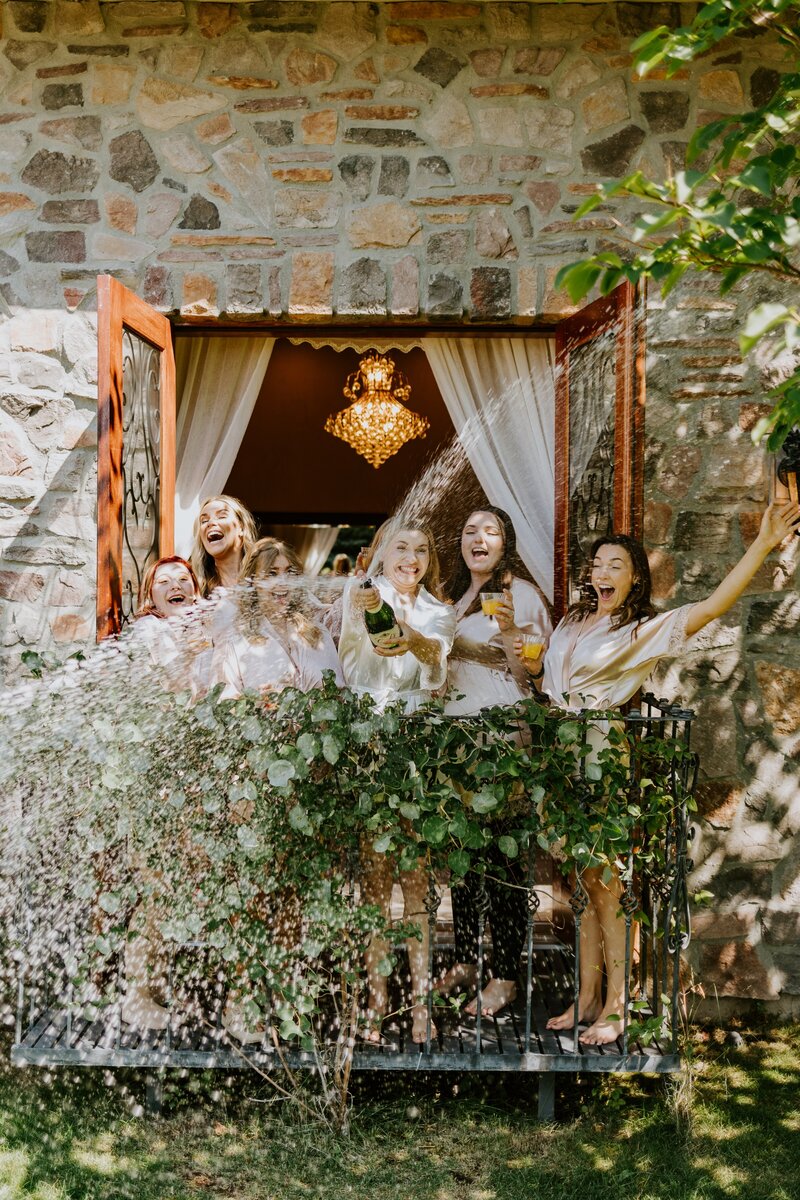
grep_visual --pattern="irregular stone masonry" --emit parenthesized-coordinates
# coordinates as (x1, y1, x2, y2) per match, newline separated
(0, 1, 797, 1008)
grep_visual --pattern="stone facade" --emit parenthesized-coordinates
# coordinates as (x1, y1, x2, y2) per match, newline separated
(0, 1, 798, 1009)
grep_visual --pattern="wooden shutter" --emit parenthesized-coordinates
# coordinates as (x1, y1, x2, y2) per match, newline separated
(96, 275, 176, 639)
(553, 281, 645, 620)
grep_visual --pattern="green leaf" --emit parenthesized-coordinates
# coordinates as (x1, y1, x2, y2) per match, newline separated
(236, 825, 259, 853)
(497, 835, 518, 859)
(557, 722, 580, 746)
(421, 815, 449, 844)
(267, 759, 296, 788)
(555, 261, 602, 303)
(448, 849, 471, 877)
(448, 810, 471, 840)
(296, 732, 320, 760)
(399, 802, 420, 820)
(322, 733, 343, 765)
(372, 832, 393, 854)
(350, 721, 375, 744)
(740, 302, 792, 355)
(737, 161, 772, 196)
(471, 789, 499, 814)
(289, 804, 313, 835)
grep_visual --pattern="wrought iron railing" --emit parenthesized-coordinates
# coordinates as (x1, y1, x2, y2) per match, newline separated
(9, 694, 696, 1117)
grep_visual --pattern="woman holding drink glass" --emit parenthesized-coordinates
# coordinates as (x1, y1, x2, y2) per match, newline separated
(439, 507, 552, 1017)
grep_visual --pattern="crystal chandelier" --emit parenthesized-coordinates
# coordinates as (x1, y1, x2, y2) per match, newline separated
(325, 351, 429, 469)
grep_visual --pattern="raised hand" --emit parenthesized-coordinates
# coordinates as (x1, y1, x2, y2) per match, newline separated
(758, 499, 800, 548)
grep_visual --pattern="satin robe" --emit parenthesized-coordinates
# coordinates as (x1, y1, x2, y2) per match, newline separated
(338, 575, 456, 712)
(134, 611, 214, 699)
(542, 604, 693, 711)
(445, 577, 553, 716)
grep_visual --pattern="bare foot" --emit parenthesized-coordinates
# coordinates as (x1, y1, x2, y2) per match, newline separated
(436, 962, 479, 998)
(222, 999, 266, 1045)
(358, 1005, 385, 1043)
(411, 1004, 437, 1045)
(546, 999, 601, 1032)
(121, 987, 170, 1032)
(579, 1014, 623, 1046)
(465, 978, 517, 1017)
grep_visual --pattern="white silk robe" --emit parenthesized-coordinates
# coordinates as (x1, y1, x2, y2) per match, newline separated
(134, 611, 214, 699)
(445, 577, 553, 716)
(542, 604, 693, 711)
(338, 575, 456, 712)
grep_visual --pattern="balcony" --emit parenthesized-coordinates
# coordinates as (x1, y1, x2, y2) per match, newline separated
(9, 687, 696, 1120)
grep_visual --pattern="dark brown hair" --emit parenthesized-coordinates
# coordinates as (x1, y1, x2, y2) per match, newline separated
(449, 506, 551, 619)
(566, 533, 656, 629)
(136, 556, 200, 619)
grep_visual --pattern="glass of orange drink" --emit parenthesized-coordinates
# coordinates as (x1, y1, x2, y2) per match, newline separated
(480, 592, 503, 617)
(519, 633, 544, 660)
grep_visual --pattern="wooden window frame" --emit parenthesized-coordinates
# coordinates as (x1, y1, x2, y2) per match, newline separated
(96, 291, 644, 635)
(96, 275, 175, 639)
(553, 281, 645, 619)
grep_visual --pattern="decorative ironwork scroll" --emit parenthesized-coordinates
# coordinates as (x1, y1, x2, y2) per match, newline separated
(120, 329, 162, 627)
(96, 274, 175, 640)
(566, 331, 616, 606)
(554, 281, 644, 621)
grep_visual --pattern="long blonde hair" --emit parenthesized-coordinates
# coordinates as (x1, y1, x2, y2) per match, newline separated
(368, 521, 445, 600)
(190, 494, 258, 597)
(240, 537, 322, 648)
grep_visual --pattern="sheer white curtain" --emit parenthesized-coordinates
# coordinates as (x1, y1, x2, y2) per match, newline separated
(423, 338, 556, 600)
(266, 524, 342, 576)
(174, 337, 274, 557)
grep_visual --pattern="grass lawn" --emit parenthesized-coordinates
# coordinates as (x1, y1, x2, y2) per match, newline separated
(0, 1025, 798, 1200)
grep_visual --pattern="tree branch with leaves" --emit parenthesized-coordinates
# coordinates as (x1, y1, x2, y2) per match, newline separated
(556, 0, 800, 449)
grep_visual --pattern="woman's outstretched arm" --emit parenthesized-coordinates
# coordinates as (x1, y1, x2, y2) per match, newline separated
(685, 500, 800, 637)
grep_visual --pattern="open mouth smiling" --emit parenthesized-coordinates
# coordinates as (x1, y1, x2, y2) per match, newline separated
(597, 585, 615, 602)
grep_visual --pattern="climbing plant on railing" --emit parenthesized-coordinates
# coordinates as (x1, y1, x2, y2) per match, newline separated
(4, 657, 695, 1125)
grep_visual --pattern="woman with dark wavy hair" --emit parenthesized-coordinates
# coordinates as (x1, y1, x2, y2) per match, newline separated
(438, 506, 552, 1018)
(518, 500, 800, 1045)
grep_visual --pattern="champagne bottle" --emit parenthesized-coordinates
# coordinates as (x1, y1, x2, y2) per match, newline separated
(361, 578, 403, 649)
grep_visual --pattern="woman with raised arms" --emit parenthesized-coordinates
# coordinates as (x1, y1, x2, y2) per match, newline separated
(338, 522, 457, 1044)
(517, 499, 800, 1045)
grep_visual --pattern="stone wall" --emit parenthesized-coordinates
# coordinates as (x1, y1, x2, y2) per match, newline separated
(0, 0, 798, 1009)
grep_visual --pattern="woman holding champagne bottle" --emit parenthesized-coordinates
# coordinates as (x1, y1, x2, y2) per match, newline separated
(439, 507, 553, 1017)
(338, 522, 456, 1043)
